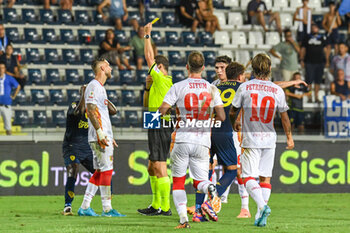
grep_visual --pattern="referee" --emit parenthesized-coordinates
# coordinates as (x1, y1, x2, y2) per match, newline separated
(137, 22, 173, 216)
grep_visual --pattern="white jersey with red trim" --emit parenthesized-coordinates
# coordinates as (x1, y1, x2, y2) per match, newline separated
(232, 79, 288, 148)
(163, 78, 223, 148)
(85, 79, 113, 142)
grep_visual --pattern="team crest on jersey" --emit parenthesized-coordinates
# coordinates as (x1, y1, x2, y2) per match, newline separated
(109, 155, 113, 161)
(70, 155, 75, 161)
(104, 99, 108, 105)
(88, 91, 94, 99)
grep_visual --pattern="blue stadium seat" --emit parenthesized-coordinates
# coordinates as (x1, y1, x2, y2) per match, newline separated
(60, 29, 77, 44)
(206, 70, 216, 83)
(84, 69, 94, 83)
(126, 0, 139, 7)
(12, 90, 27, 106)
(80, 49, 93, 64)
(168, 51, 185, 66)
(26, 48, 40, 63)
(62, 49, 77, 64)
(119, 70, 134, 85)
(150, 0, 161, 7)
(160, 0, 179, 7)
(50, 90, 65, 105)
(115, 30, 128, 44)
(136, 70, 148, 85)
(90, 0, 104, 5)
(3, 8, 20, 23)
(22, 9, 38, 24)
(78, 29, 92, 44)
(67, 89, 80, 103)
(128, 11, 141, 23)
(28, 69, 43, 84)
(95, 30, 106, 44)
(31, 90, 46, 105)
(24, 28, 40, 43)
(172, 70, 185, 83)
(110, 111, 123, 127)
(312, 15, 323, 28)
(45, 49, 60, 64)
(182, 32, 196, 46)
(75, 10, 90, 25)
(151, 31, 164, 45)
(165, 31, 179, 45)
(14, 110, 30, 126)
(203, 51, 216, 66)
(42, 29, 57, 43)
(58, 10, 73, 24)
(46, 69, 63, 84)
(125, 110, 139, 127)
(92, 10, 106, 25)
(122, 90, 138, 106)
(107, 90, 119, 105)
(162, 12, 179, 26)
(33, 110, 47, 126)
(52, 110, 66, 127)
(66, 69, 81, 84)
(199, 32, 214, 46)
(40, 9, 55, 24)
(5, 28, 20, 42)
(213, 0, 225, 9)
(145, 12, 159, 25)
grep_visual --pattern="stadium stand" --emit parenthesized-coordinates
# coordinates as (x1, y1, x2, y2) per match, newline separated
(1, 0, 347, 134)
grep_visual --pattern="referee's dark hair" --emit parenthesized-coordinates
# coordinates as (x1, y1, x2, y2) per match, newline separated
(91, 57, 107, 74)
(226, 62, 245, 81)
(155, 55, 169, 71)
(188, 51, 205, 73)
(215, 55, 232, 65)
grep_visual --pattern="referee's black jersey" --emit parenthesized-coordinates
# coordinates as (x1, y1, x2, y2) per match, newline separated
(62, 102, 89, 150)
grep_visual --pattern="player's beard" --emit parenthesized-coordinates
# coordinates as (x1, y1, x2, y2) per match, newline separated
(106, 70, 112, 79)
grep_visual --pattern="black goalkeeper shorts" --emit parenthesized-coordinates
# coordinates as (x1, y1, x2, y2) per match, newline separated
(148, 126, 172, 162)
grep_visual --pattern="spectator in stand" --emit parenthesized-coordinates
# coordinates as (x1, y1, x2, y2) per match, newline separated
(270, 29, 300, 81)
(300, 23, 327, 103)
(44, 0, 73, 10)
(285, 72, 311, 134)
(0, 45, 26, 89)
(331, 69, 350, 100)
(330, 43, 350, 82)
(293, 0, 312, 44)
(98, 0, 139, 31)
(0, 61, 20, 135)
(197, 0, 221, 34)
(99, 29, 133, 70)
(178, 0, 200, 32)
(0, 0, 16, 8)
(0, 24, 10, 56)
(129, 26, 157, 70)
(322, 1, 342, 67)
(247, 0, 282, 35)
(347, 13, 350, 34)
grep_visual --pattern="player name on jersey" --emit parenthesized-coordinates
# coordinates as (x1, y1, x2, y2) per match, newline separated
(246, 83, 278, 94)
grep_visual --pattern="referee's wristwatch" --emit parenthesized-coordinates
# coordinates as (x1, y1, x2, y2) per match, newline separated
(144, 34, 150, 39)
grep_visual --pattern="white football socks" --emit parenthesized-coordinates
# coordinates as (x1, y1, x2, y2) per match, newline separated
(100, 185, 112, 213)
(245, 179, 265, 212)
(173, 190, 188, 224)
(238, 183, 249, 210)
(81, 182, 98, 209)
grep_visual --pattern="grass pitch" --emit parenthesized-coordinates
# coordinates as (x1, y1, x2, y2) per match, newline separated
(0, 194, 349, 233)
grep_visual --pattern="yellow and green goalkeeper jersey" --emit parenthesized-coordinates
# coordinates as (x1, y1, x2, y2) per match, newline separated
(148, 62, 173, 112)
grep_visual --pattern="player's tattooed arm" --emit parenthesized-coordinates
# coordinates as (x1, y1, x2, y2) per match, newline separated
(274, 80, 308, 89)
(229, 106, 241, 132)
(74, 85, 86, 116)
(280, 111, 294, 150)
(86, 103, 101, 130)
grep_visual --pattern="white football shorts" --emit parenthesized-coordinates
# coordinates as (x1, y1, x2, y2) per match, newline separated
(170, 143, 210, 181)
(241, 147, 275, 178)
(89, 137, 114, 172)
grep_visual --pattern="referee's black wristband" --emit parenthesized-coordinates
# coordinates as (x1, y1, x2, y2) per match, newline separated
(144, 87, 150, 91)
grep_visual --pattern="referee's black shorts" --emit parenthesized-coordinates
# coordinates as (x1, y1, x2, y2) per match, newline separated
(148, 125, 172, 162)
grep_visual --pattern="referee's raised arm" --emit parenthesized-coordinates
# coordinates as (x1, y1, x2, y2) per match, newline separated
(144, 23, 155, 68)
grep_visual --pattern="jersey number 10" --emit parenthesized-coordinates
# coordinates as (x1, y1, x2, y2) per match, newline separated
(250, 93, 275, 123)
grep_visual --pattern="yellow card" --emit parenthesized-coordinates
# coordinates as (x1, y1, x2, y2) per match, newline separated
(151, 17, 160, 24)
